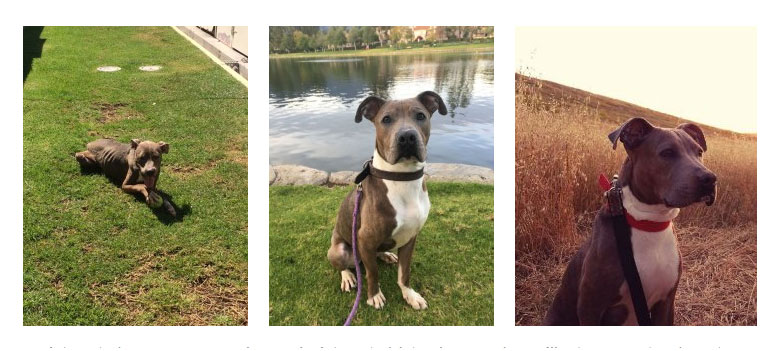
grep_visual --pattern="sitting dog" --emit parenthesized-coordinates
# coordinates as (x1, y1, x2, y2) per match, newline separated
(327, 91, 447, 310)
(544, 117, 717, 325)
(76, 138, 175, 216)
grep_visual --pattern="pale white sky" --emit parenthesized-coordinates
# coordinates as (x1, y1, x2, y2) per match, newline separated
(515, 27, 756, 133)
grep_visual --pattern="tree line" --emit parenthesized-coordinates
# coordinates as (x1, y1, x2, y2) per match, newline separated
(269, 26, 493, 54)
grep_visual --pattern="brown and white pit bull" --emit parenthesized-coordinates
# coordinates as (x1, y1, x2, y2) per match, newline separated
(544, 117, 717, 325)
(327, 91, 447, 310)
(75, 138, 176, 216)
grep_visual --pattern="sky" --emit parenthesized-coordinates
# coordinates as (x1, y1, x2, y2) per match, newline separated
(515, 27, 757, 133)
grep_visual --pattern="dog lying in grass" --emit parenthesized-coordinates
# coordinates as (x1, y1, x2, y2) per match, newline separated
(76, 138, 176, 216)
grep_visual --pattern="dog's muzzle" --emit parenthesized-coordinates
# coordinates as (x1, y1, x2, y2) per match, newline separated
(698, 172, 717, 206)
(143, 172, 157, 190)
(396, 130, 422, 162)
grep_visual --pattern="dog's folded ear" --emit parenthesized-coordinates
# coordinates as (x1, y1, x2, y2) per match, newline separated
(355, 96, 386, 123)
(130, 139, 141, 149)
(158, 141, 170, 154)
(417, 91, 447, 116)
(677, 123, 707, 152)
(608, 117, 654, 150)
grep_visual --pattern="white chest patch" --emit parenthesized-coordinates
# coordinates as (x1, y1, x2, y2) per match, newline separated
(384, 178, 430, 250)
(631, 226, 680, 307)
(617, 186, 681, 316)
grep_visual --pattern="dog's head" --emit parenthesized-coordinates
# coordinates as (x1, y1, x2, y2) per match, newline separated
(354, 91, 447, 164)
(130, 139, 169, 190)
(609, 117, 717, 208)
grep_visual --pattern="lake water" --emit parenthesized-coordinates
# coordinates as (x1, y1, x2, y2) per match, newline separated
(269, 53, 494, 172)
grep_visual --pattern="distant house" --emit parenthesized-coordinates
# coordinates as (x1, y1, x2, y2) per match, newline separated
(472, 30, 494, 40)
(411, 26, 446, 42)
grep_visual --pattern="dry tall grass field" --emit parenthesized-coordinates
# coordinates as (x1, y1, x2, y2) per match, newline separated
(515, 74, 757, 326)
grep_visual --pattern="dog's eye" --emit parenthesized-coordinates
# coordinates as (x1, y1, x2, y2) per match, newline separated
(659, 149, 676, 158)
(381, 116, 392, 124)
(697, 149, 703, 157)
(416, 112, 426, 121)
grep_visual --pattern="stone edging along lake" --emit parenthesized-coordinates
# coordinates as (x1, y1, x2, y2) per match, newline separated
(269, 163, 493, 186)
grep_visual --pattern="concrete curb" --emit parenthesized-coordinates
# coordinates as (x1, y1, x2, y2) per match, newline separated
(269, 163, 493, 186)
(174, 26, 248, 80)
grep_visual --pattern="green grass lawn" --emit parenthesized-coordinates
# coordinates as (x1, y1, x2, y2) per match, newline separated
(269, 41, 493, 59)
(23, 27, 248, 325)
(269, 183, 494, 326)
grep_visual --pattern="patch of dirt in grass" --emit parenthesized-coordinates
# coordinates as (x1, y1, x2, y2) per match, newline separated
(183, 269, 248, 325)
(89, 248, 247, 325)
(94, 103, 142, 124)
(81, 243, 94, 254)
(168, 165, 209, 176)
(52, 227, 76, 240)
(31, 264, 69, 298)
(52, 275, 67, 298)
(169, 136, 247, 177)
(86, 130, 120, 139)
(226, 149, 248, 166)
(133, 29, 170, 48)
(225, 133, 249, 166)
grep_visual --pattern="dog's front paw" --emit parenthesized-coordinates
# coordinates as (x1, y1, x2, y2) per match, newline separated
(401, 287, 428, 310)
(340, 270, 356, 292)
(366, 290, 386, 309)
(377, 252, 398, 264)
(146, 191, 162, 206)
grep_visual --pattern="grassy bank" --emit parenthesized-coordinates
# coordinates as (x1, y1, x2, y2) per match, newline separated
(514, 74, 757, 325)
(270, 42, 493, 59)
(23, 27, 248, 325)
(269, 183, 494, 326)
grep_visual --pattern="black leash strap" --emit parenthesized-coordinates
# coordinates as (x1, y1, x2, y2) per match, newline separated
(612, 214, 652, 325)
(605, 176, 652, 326)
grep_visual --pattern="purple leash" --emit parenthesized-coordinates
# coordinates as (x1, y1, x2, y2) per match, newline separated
(344, 184, 363, 326)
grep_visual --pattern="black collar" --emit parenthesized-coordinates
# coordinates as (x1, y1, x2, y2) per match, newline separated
(353, 158, 425, 184)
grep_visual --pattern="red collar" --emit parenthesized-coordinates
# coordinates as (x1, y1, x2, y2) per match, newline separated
(624, 212, 671, 232)
(599, 174, 672, 232)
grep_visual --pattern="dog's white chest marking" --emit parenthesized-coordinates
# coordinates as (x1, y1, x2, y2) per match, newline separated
(617, 186, 681, 320)
(631, 226, 680, 306)
(615, 228, 680, 326)
(384, 178, 430, 250)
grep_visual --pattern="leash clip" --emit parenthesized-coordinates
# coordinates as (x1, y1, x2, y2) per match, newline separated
(604, 174, 624, 216)
(353, 157, 373, 185)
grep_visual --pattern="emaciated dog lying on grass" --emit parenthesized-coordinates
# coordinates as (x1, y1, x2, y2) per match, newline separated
(76, 138, 176, 217)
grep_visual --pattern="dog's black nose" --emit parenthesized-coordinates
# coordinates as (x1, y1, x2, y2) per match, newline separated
(397, 130, 417, 146)
(699, 172, 717, 185)
(144, 168, 156, 176)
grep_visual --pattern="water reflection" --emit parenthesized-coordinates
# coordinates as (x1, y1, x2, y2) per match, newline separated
(269, 53, 494, 172)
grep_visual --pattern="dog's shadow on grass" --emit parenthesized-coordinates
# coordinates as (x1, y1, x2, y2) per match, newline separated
(80, 167, 192, 225)
(132, 190, 192, 225)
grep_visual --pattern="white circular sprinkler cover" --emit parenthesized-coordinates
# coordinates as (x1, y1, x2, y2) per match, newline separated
(139, 65, 162, 72)
(97, 66, 121, 72)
